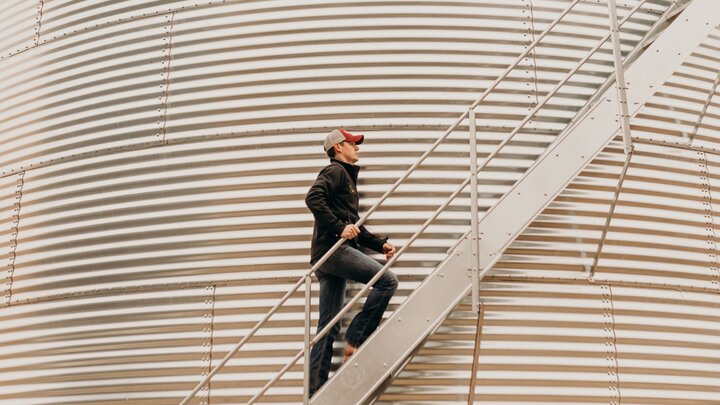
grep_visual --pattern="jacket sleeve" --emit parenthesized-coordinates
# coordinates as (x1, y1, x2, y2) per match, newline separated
(305, 165, 347, 237)
(358, 225, 388, 253)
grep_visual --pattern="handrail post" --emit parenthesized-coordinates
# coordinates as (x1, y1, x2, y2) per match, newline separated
(303, 275, 312, 404)
(469, 108, 480, 313)
(607, 0, 634, 154)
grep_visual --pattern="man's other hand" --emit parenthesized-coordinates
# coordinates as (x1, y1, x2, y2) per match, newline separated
(383, 242, 397, 260)
(341, 225, 360, 239)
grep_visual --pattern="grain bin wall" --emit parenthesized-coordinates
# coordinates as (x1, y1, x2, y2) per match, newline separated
(2, 1, 718, 405)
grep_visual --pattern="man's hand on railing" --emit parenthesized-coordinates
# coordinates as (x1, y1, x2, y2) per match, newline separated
(341, 224, 360, 239)
(383, 242, 397, 260)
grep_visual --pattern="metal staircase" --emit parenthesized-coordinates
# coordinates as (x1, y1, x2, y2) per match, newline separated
(180, 1, 720, 404)
(312, 3, 720, 402)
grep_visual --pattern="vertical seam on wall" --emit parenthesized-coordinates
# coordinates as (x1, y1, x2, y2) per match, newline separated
(7, 171, 25, 306)
(698, 152, 720, 292)
(35, 0, 45, 45)
(601, 284, 620, 405)
(528, 0, 540, 106)
(202, 284, 216, 405)
(161, 11, 176, 144)
(608, 285, 621, 405)
(688, 71, 720, 147)
(209, 284, 216, 405)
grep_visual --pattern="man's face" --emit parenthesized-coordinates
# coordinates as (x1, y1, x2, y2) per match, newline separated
(335, 141, 359, 164)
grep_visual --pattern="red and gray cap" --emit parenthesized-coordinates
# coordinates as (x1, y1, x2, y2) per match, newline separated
(324, 128, 364, 151)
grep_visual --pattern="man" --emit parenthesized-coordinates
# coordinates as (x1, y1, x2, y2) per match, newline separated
(305, 128, 398, 395)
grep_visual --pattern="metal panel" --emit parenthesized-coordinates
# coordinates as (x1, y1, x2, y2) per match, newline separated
(593, 142, 718, 290)
(0, 0, 41, 59)
(500, 25, 720, 288)
(0, 287, 212, 405)
(9, 138, 316, 303)
(37, 0, 223, 43)
(6, 0, 720, 404)
(166, 0, 661, 141)
(611, 286, 720, 404)
(207, 283, 310, 403)
(167, 0, 535, 137)
(0, 15, 169, 176)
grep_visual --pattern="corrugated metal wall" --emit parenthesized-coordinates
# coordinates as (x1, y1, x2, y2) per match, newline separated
(384, 23, 720, 403)
(2, 1, 718, 404)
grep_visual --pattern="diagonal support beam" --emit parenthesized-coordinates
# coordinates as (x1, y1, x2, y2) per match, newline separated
(311, 2, 720, 403)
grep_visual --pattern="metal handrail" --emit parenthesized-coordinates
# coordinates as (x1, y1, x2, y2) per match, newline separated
(177, 0, 625, 403)
(244, 0, 650, 402)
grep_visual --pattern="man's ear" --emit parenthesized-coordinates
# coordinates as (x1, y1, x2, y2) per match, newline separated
(334, 143, 342, 154)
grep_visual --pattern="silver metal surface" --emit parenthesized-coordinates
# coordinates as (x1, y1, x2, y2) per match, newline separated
(313, 2, 720, 402)
(0, 14, 170, 176)
(0, 286, 213, 405)
(0, 0, 41, 60)
(381, 281, 720, 403)
(309, 3, 648, 386)
(183, 2, 590, 400)
(37, 0, 224, 43)
(4, 1, 720, 404)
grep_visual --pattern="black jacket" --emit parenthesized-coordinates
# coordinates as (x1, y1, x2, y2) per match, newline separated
(305, 158, 388, 264)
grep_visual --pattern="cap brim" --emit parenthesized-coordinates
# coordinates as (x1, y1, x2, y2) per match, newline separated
(347, 134, 364, 144)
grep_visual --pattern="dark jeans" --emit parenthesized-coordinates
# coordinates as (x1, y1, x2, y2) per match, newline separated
(309, 244, 398, 395)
